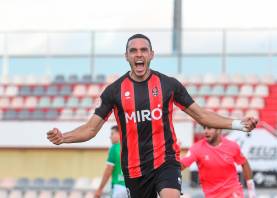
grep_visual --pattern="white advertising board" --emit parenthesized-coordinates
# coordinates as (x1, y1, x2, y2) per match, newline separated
(0, 121, 193, 148)
(226, 128, 277, 171)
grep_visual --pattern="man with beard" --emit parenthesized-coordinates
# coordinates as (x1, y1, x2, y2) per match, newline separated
(47, 34, 258, 198)
(181, 127, 256, 198)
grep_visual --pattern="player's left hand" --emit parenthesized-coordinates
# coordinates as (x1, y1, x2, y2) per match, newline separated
(241, 117, 258, 132)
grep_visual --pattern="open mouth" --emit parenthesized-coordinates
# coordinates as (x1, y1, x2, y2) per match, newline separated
(135, 60, 145, 69)
(135, 60, 145, 72)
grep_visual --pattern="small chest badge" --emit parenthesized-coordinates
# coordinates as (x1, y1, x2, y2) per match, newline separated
(152, 87, 159, 96)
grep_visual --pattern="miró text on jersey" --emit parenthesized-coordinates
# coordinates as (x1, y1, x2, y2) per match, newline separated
(125, 107, 162, 123)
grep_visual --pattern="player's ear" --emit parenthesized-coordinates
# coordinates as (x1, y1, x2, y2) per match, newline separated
(125, 52, 128, 61)
(150, 50, 154, 60)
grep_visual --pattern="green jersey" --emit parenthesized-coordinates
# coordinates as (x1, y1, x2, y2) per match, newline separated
(107, 143, 125, 187)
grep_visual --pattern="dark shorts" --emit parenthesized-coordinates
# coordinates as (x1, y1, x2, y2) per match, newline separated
(124, 161, 182, 198)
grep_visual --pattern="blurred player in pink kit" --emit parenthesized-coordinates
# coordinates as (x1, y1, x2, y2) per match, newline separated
(181, 126, 256, 198)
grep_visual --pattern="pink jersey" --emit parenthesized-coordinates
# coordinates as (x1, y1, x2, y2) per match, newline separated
(181, 137, 246, 198)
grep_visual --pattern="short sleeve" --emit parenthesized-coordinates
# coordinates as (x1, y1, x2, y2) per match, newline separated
(107, 145, 115, 166)
(181, 146, 197, 167)
(233, 143, 246, 165)
(173, 78, 194, 110)
(94, 85, 114, 120)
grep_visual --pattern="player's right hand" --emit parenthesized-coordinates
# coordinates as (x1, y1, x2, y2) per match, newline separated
(47, 128, 64, 145)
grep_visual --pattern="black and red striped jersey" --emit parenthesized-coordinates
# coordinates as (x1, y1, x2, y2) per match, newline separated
(95, 70, 194, 178)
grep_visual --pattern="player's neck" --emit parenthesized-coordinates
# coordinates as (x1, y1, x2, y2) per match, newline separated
(129, 69, 151, 82)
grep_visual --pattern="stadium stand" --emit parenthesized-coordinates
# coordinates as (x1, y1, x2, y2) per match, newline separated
(0, 177, 109, 198)
(60, 178, 75, 190)
(225, 85, 239, 96)
(30, 178, 46, 190)
(0, 73, 276, 196)
(15, 177, 30, 190)
(210, 85, 224, 96)
(44, 178, 60, 191)
(0, 74, 276, 129)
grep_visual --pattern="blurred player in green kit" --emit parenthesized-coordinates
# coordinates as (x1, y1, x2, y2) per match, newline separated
(94, 125, 127, 198)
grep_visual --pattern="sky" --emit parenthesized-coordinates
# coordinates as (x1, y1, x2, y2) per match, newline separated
(0, 0, 277, 31)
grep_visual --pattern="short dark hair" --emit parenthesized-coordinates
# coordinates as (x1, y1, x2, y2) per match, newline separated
(126, 34, 152, 52)
(111, 125, 119, 132)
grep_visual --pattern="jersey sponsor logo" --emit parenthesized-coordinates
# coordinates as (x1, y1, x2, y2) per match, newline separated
(125, 91, 130, 98)
(125, 105, 162, 123)
(152, 86, 159, 96)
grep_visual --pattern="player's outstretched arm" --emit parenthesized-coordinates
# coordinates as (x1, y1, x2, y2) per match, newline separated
(180, 163, 187, 171)
(47, 114, 105, 145)
(242, 160, 256, 198)
(184, 103, 258, 132)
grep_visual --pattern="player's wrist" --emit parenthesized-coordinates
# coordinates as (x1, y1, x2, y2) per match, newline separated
(97, 187, 102, 191)
(58, 133, 65, 144)
(231, 119, 246, 131)
(246, 179, 255, 189)
(246, 179, 256, 197)
(60, 137, 64, 144)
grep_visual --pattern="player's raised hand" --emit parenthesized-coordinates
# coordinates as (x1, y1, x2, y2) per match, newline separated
(47, 128, 64, 145)
(241, 117, 258, 132)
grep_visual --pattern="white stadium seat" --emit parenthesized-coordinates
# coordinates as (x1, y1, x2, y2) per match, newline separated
(249, 97, 264, 109)
(235, 97, 249, 109)
(221, 97, 235, 108)
(239, 85, 253, 96)
(73, 85, 87, 96)
(230, 109, 244, 119)
(25, 97, 38, 108)
(0, 98, 10, 108)
(4, 85, 18, 96)
(11, 97, 24, 108)
(206, 96, 220, 108)
(87, 84, 101, 96)
(245, 109, 259, 119)
(254, 85, 269, 97)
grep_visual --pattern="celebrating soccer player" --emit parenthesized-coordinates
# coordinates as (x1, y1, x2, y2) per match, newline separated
(47, 34, 258, 198)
